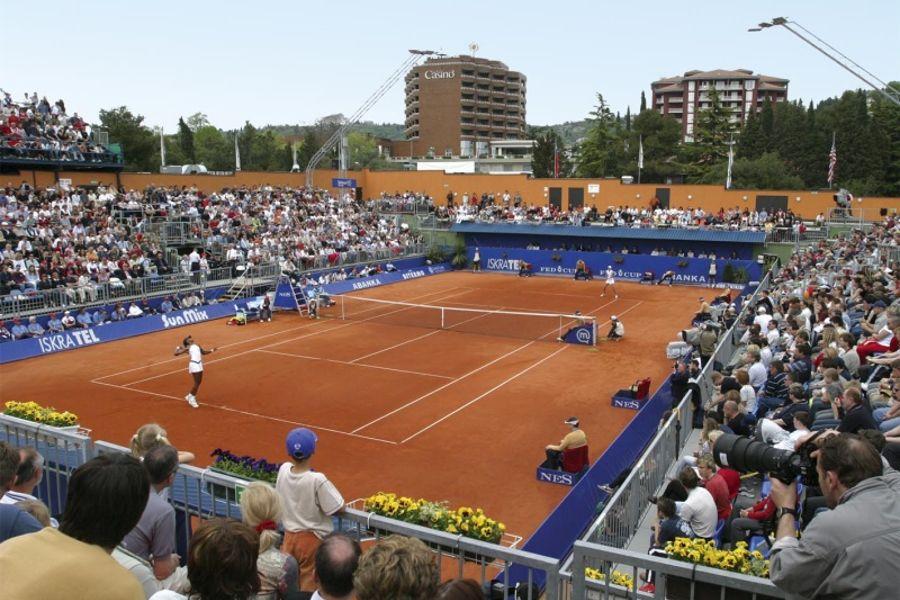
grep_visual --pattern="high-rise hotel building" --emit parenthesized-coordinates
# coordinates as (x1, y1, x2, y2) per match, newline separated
(651, 69, 788, 141)
(396, 55, 527, 158)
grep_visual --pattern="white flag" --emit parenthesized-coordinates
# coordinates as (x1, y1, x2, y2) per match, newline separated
(234, 133, 241, 172)
(638, 135, 644, 170)
(726, 142, 734, 189)
(159, 127, 166, 168)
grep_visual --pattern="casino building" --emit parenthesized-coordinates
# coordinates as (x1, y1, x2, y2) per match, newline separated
(394, 55, 527, 160)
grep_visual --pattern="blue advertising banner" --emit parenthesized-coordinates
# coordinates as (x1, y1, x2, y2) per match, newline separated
(470, 247, 760, 289)
(275, 264, 450, 310)
(0, 300, 258, 364)
(331, 178, 357, 189)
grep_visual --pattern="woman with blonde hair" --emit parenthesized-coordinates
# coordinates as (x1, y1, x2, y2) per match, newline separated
(130, 423, 195, 464)
(239, 482, 299, 599)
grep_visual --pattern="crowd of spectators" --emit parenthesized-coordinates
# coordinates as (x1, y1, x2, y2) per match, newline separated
(0, 183, 421, 313)
(0, 424, 527, 600)
(440, 192, 818, 233)
(0, 91, 112, 163)
(649, 218, 900, 596)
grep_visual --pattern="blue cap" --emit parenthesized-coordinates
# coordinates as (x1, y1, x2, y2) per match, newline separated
(286, 428, 317, 460)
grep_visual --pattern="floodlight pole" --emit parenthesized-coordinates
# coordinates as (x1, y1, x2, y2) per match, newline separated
(305, 49, 437, 189)
(749, 17, 900, 106)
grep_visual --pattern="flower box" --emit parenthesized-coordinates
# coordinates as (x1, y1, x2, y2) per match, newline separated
(207, 449, 279, 501)
(665, 576, 780, 600)
(3, 401, 80, 429)
(348, 496, 522, 565)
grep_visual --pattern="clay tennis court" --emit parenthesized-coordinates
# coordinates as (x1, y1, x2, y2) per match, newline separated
(0, 272, 717, 538)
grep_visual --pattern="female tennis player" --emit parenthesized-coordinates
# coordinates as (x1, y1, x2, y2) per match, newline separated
(600, 266, 618, 299)
(174, 335, 217, 408)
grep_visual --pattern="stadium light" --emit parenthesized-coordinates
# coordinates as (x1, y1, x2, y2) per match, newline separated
(750, 17, 900, 106)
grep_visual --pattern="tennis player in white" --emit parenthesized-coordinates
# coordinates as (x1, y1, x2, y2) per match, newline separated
(600, 266, 618, 299)
(174, 335, 217, 408)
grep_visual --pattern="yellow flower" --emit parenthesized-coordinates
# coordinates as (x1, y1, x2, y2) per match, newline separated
(447, 524, 458, 534)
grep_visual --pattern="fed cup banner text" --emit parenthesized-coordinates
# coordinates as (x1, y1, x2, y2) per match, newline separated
(472, 248, 760, 289)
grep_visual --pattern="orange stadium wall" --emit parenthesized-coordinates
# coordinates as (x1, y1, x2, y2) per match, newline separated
(9, 168, 900, 220)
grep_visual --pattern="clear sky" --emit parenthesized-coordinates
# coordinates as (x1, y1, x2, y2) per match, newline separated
(4, 0, 897, 131)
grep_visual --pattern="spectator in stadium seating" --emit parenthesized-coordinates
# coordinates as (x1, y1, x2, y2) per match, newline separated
(47, 312, 63, 333)
(76, 308, 92, 329)
(0, 320, 12, 342)
(544, 417, 587, 470)
(0, 441, 42, 542)
(129, 423, 195, 465)
(675, 467, 718, 540)
(112, 546, 162, 599)
(756, 360, 789, 417)
(141, 298, 157, 316)
(697, 455, 731, 521)
(160, 296, 174, 314)
(723, 399, 752, 436)
(353, 535, 438, 600)
(311, 532, 361, 600)
(769, 433, 900, 599)
(0, 452, 149, 599)
(238, 481, 299, 599)
(14, 498, 51, 528)
(835, 386, 879, 434)
(770, 385, 811, 431)
(60, 310, 76, 329)
(127, 302, 144, 319)
(26, 316, 44, 337)
(93, 307, 110, 326)
(122, 445, 183, 585)
(436, 579, 484, 600)
(149, 518, 260, 600)
(9, 318, 27, 340)
(0, 447, 58, 527)
(745, 348, 767, 390)
(785, 342, 813, 384)
(276, 428, 345, 593)
(735, 369, 757, 416)
(729, 492, 775, 548)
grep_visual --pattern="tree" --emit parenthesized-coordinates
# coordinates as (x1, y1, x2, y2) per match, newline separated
(870, 82, 900, 196)
(683, 88, 737, 180)
(625, 106, 631, 131)
(640, 91, 647, 113)
(185, 112, 210, 131)
(346, 131, 389, 170)
(531, 129, 571, 178)
(698, 152, 804, 189)
(237, 121, 259, 170)
(296, 131, 320, 170)
(194, 126, 231, 171)
(624, 109, 685, 183)
(178, 117, 195, 163)
(576, 93, 621, 177)
(98, 106, 157, 171)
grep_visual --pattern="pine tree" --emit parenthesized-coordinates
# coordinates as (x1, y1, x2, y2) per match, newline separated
(640, 91, 647, 113)
(576, 93, 619, 177)
(177, 117, 195, 163)
(625, 106, 632, 131)
(685, 88, 736, 177)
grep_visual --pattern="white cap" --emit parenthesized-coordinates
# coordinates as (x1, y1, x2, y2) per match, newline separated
(757, 306, 767, 314)
(611, 315, 618, 320)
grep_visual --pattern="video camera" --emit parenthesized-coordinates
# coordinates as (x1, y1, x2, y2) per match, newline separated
(713, 432, 823, 486)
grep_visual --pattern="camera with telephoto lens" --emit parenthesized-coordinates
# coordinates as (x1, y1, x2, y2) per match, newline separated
(713, 433, 821, 486)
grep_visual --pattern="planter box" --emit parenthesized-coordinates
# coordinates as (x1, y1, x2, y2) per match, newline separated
(666, 575, 779, 600)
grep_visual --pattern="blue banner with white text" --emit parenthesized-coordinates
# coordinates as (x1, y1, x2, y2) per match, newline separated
(470, 247, 760, 289)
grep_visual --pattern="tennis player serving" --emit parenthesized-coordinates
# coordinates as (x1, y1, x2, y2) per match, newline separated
(174, 335, 217, 408)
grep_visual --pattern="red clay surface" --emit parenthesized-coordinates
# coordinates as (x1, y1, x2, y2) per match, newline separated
(0, 272, 718, 539)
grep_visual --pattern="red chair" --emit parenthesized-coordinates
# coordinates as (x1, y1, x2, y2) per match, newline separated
(634, 377, 651, 401)
(562, 445, 589, 473)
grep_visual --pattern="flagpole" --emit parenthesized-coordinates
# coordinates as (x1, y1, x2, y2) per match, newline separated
(234, 132, 241, 172)
(725, 134, 735, 190)
(827, 131, 836, 189)
(159, 127, 166, 169)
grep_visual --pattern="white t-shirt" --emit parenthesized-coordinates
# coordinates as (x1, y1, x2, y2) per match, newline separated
(606, 268, 615, 283)
(754, 313, 773, 330)
(740, 384, 757, 414)
(275, 463, 344, 539)
(679, 487, 718, 539)
(188, 344, 203, 373)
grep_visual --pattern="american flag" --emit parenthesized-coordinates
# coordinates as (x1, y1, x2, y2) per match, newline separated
(827, 133, 837, 187)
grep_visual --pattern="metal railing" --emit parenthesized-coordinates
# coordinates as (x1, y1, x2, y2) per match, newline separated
(0, 414, 93, 517)
(46, 437, 560, 599)
(556, 264, 775, 595)
(570, 542, 784, 599)
(0, 264, 243, 318)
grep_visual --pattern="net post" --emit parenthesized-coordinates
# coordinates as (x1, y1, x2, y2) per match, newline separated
(592, 319, 598, 346)
(441, 307, 445, 329)
(341, 296, 345, 320)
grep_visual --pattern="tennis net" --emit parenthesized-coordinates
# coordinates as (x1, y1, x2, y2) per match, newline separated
(320, 295, 597, 344)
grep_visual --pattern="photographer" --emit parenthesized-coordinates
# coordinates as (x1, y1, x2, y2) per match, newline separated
(768, 433, 900, 599)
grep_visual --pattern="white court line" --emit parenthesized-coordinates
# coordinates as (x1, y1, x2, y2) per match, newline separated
(92, 286, 464, 381)
(106, 288, 472, 388)
(350, 296, 633, 435)
(256, 349, 454, 380)
(347, 302, 507, 364)
(91, 379, 398, 445)
(401, 344, 569, 444)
